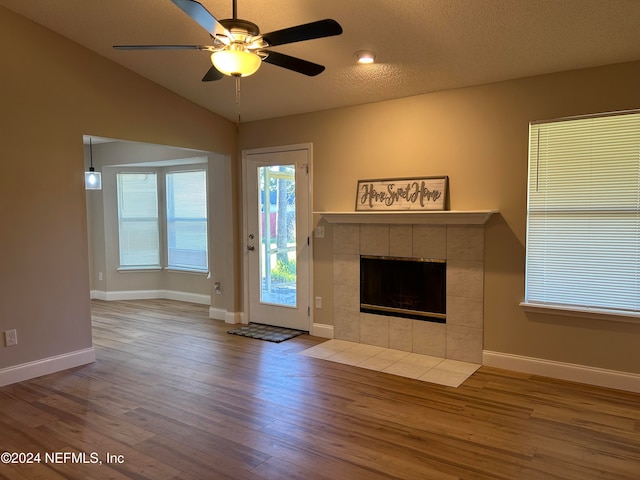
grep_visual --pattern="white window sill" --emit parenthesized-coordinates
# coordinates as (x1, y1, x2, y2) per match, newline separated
(520, 302, 640, 325)
(164, 267, 209, 276)
(117, 266, 162, 272)
(117, 266, 208, 276)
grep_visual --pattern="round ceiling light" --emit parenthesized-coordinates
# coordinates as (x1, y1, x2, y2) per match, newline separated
(355, 50, 376, 64)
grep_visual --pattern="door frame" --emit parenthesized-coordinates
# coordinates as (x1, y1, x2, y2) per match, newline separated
(241, 143, 314, 329)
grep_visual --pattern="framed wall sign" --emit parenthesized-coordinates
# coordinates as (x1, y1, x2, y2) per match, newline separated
(355, 176, 448, 211)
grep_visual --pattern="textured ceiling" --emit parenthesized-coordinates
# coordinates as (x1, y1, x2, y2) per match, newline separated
(2, 0, 640, 122)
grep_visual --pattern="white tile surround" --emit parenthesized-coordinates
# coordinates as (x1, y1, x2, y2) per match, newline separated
(331, 221, 486, 364)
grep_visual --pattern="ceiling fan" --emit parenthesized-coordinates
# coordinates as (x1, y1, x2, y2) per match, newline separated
(114, 0, 343, 80)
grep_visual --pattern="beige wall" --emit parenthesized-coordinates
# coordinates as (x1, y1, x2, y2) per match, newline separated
(0, 6, 236, 370)
(239, 60, 640, 374)
(3, 3, 640, 378)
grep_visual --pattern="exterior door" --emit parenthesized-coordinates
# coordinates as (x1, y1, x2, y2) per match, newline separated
(244, 145, 311, 331)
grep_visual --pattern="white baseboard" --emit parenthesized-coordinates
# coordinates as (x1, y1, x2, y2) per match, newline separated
(0, 348, 96, 387)
(164, 291, 211, 305)
(225, 312, 242, 324)
(91, 290, 107, 300)
(91, 289, 210, 305)
(209, 307, 226, 321)
(483, 350, 640, 394)
(311, 323, 334, 339)
(92, 290, 237, 325)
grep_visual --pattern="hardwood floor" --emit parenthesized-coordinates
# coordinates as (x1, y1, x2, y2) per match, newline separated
(1, 299, 639, 479)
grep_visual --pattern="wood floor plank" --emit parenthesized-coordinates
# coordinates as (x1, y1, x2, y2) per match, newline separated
(2, 299, 640, 479)
(195, 418, 402, 480)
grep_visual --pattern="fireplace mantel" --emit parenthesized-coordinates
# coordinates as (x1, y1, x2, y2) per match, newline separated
(315, 210, 496, 225)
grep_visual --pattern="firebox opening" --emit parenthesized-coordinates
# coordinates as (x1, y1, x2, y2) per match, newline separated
(360, 255, 446, 323)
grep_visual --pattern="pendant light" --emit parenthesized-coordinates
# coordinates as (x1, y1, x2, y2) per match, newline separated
(84, 138, 102, 190)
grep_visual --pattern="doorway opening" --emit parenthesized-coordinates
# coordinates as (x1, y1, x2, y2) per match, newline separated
(83, 136, 234, 318)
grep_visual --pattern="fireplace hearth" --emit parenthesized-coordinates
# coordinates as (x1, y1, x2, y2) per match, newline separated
(360, 256, 446, 322)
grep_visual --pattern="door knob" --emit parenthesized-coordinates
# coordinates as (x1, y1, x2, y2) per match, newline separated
(247, 245, 255, 251)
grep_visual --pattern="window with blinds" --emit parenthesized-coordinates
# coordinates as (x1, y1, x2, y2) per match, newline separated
(524, 111, 640, 318)
(116, 167, 208, 272)
(166, 170, 208, 271)
(117, 172, 160, 267)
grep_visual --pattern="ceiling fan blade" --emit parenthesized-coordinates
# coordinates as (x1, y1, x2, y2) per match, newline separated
(261, 50, 325, 76)
(113, 44, 214, 51)
(262, 19, 342, 47)
(202, 66, 224, 82)
(170, 0, 229, 38)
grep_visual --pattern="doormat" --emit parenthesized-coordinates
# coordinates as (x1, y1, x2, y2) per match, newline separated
(227, 323, 305, 343)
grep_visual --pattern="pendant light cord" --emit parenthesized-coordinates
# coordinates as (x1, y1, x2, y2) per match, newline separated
(89, 138, 95, 172)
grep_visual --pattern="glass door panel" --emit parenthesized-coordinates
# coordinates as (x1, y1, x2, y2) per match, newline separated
(258, 165, 297, 307)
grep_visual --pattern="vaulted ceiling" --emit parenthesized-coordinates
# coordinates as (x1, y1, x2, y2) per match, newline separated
(2, 0, 640, 122)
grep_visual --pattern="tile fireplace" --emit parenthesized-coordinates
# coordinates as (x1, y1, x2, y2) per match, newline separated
(322, 211, 494, 364)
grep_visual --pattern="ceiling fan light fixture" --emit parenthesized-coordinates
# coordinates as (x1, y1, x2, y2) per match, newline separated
(116, 1, 343, 80)
(355, 50, 376, 64)
(211, 48, 261, 77)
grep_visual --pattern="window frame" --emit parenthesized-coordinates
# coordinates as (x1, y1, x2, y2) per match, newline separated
(521, 109, 640, 324)
(165, 168, 209, 273)
(116, 170, 161, 270)
(115, 164, 209, 275)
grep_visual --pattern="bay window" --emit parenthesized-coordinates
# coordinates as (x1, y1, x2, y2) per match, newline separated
(116, 167, 208, 272)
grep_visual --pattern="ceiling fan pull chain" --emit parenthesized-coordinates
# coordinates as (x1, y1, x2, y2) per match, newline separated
(235, 76, 242, 124)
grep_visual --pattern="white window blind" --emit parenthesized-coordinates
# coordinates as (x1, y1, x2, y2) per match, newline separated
(525, 111, 640, 316)
(117, 173, 160, 267)
(166, 170, 208, 271)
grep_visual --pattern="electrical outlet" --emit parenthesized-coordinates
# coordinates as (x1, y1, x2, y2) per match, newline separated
(315, 296, 322, 309)
(4, 329, 17, 347)
(214, 282, 222, 294)
(98, 272, 103, 281)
